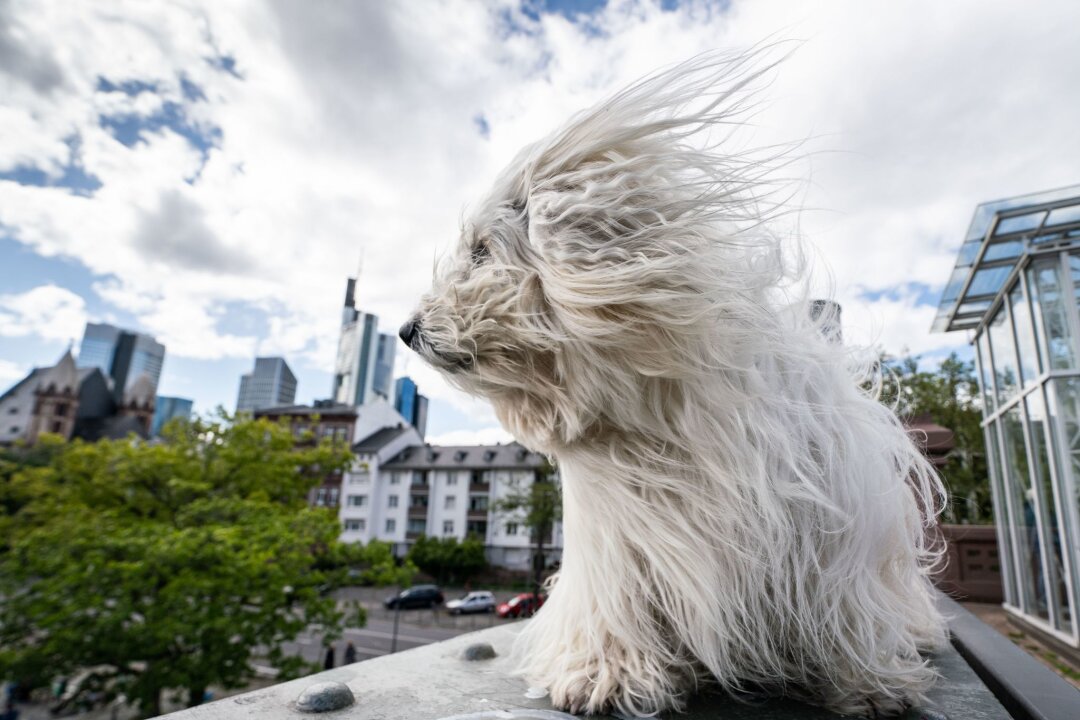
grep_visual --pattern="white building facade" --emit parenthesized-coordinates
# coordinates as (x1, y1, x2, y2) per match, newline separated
(340, 440, 563, 570)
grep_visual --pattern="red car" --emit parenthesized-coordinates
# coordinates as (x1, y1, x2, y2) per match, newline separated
(497, 593, 546, 618)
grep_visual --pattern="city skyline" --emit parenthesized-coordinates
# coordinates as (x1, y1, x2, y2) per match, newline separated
(2, 1, 1079, 445)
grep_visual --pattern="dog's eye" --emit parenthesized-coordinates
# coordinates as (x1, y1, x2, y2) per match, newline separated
(470, 242, 490, 266)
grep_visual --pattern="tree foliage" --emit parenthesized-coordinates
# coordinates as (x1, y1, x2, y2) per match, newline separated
(0, 415, 356, 717)
(879, 352, 991, 523)
(406, 535, 487, 585)
(340, 539, 418, 586)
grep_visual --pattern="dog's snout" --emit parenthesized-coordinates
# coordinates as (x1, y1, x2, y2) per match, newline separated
(399, 318, 420, 348)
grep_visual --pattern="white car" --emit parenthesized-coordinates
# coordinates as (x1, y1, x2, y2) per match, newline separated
(445, 591, 496, 615)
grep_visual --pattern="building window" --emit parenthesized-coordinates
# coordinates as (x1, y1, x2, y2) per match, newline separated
(347, 495, 367, 507)
(410, 494, 428, 508)
(51, 420, 63, 433)
(385, 519, 396, 533)
(469, 495, 489, 512)
(445, 495, 456, 510)
(506, 522, 518, 536)
(389, 472, 401, 485)
(55, 403, 68, 417)
(344, 518, 366, 532)
(388, 494, 398, 508)
(407, 518, 427, 534)
(447, 472, 458, 485)
(467, 520, 488, 538)
(443, 520, 454, 535)
(316, 488, 328, 506)
(328, 487, 340, 506)
(7, 407, 17, 414)
(411, 471, 427, 486)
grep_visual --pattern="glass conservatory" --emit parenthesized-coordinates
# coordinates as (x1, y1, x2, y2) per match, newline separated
(934, 185, 1080, 648)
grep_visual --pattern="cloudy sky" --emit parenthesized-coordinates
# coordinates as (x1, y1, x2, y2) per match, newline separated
(1, 0, 1079, 444)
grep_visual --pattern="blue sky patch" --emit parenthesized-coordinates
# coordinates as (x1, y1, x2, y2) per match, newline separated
(857, 282, 942, 308)
(473, 113, 491, 139)
(0, 136, 102, 196)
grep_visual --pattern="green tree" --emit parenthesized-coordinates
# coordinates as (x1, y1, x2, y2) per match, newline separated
(492, 461, 561, 593)
(406, 535, 487, 585)
(879, 351, 991, 523)
(340, 539, 417, 586)
(0, 415, 356, 717)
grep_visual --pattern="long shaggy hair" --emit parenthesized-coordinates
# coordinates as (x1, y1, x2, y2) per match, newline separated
(403, 48, 947, 717)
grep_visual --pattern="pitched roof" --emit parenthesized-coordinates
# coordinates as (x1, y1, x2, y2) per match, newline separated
(382, 442, 546, 470)
(352, 425, 411, 453)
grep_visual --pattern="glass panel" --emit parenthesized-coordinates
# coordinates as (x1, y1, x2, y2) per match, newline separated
(987, 422, 1018, 607)
(1001, 405, 1049, 619)
(984, 240, 1025, 261)
(977, 331, 995, 413)
(1010, 284, 1040, 384)
(1027, 392, 1073, 633)
(1046, 203, 1080, 227)
(1050, 378, 1080, 620)
(995, 211, 1046, 236)
(969, 265, 1014, 298)
(987, 306, 1020, 405)
(1029, 260, 1076, 370)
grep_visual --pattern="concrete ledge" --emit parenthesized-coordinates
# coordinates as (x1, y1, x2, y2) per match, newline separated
(164, 619, 1012, 719)
(938, 594, 1078, 720)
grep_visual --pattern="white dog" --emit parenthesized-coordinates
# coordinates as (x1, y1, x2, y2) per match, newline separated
(402, 49, 947, 717)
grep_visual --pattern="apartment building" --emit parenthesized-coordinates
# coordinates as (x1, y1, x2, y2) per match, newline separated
(340, 440, 562, 570)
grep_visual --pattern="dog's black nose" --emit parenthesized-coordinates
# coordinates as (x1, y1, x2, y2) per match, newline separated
(399, 318, 419, 348)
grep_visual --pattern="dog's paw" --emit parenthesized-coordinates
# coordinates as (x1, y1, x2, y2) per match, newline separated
(547, 672, 611, 716)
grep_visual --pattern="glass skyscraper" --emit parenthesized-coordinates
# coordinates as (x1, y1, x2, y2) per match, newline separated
(236, 357, 298, 413)
(393, 375, 428, 438)
(76, 322, 165, 402)
(332, 277, 395, 406)
(152, 395, 194, 436)
(935, 185, 1080, 650)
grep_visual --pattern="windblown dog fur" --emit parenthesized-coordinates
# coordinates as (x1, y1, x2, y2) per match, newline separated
(404, 49, 947, 717)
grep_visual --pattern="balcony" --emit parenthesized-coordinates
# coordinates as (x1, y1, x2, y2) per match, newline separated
(466, 509, 487, 521)
(164, 595, 1062, 720)
(407, 505, 428, 519)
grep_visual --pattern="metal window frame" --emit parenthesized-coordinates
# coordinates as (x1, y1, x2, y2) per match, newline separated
(978, 250, 1080, 645)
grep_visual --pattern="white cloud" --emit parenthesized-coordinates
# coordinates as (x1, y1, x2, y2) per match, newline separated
(1, 0, 1078, 424)
(0, 284, 87, 343)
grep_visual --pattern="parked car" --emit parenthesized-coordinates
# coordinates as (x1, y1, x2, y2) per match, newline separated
(497, 592, 546, 618)
(384, 584, 445, 609)
(446, 591, 496, 615)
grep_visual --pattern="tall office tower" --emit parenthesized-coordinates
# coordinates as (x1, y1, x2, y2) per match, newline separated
(77, 322, 166, 403)
(393, 376, 429, 438)
(331, 277, 394, 406)
(151, 395, 194, 436)
(236, 357, 298, 413)
(372, 333, 396, 400)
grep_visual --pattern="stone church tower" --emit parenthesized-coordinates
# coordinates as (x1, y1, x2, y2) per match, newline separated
(27, 350, 80, 444)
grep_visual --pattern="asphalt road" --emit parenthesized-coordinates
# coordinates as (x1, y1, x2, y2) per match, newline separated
(275, 586, 521, 668)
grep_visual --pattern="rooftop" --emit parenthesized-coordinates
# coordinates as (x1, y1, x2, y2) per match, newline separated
(932, 184, 1080, 334)
(352, 425, 412, 453)
(383, 442, 547, 470)
(253, 402, 358, 418)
